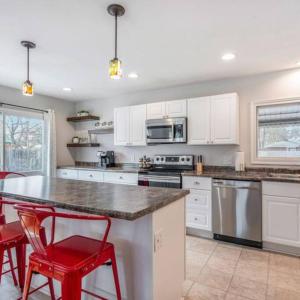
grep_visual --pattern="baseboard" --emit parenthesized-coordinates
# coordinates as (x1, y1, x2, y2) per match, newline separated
(186, 227, 213, 239)
(263, 241, 300, 257)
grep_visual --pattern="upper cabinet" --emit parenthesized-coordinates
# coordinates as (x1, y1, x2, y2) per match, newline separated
(147, 99, 187, 119)
(188, 93, 239, 145)
(114, 104, 147, 146)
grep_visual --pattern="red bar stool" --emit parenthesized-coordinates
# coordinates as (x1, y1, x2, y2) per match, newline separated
(0, 171, 26, 288)
(15, 204, 122, 300)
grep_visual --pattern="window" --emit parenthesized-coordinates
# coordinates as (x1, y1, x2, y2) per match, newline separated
(0, 108, 47, 173)
(251, 99, 300, 165)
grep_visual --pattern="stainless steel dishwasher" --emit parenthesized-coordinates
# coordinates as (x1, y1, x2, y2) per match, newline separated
(212, 179, 262, 248)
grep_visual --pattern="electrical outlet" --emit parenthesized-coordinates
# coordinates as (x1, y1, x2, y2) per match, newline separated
(154, 230, 163, 252)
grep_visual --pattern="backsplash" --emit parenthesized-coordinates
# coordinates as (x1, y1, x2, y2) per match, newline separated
(73, 133, 239, 166)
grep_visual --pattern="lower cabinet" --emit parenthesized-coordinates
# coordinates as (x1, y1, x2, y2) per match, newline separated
(263, 181, 300, 248)
(56, 169, 138, 185)
(183, 176, 212, 232)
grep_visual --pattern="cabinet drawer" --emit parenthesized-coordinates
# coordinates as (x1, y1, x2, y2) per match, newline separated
(186, 190, 211, 210)
(103, 172, 138, 185)
(186, 212, 211, 230)
(182, 176, 211, 190)
(78, 170, 103, 182)
(263, 181, 300, 198)
(56, 169, 78, 179)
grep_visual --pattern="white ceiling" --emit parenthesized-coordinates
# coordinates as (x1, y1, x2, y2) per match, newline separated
(1, 0, 300, 102)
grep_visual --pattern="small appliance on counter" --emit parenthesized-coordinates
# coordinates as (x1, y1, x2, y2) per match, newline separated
(138, 155, 194, 188)
(97, 151, 115, 168)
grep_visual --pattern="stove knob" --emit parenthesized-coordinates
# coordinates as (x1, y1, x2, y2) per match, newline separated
(156, 157, 160, 161)
(186, 157, 190, 162)
(181, 157, 185, 162)
(161, 157, 164, 161)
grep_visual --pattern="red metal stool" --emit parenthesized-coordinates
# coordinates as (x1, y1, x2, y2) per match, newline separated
(15, 204, 122, 300)
(0, 172, 26, 288)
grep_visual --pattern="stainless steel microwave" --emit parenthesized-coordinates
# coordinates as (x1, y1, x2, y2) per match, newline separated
(146, 117, 187, 144)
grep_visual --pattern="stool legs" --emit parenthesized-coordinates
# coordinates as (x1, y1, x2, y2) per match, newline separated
(48, 278, 56, 300)
(16, 244, 26, 290)
(0, 247, 18, 286)
(22, 263, 33, 300)
(111, 251, 122, 300)
(62, 273, 82, 300)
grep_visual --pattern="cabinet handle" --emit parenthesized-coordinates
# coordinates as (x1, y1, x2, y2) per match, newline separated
(194, 198, 198, 201)
(89, 174, 93, 178)
(194, 181, 200, 185)
(119, 176, 123, 180)
(194, 217, 198, 221)
(62, 172, 67, 175)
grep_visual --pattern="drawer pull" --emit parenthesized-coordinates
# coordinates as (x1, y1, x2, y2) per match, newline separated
(62, 172, 67, 175)
(89, 174, 93, 178)
(194, 217, 198, 221)
(119, 176, 123, 180)
(194, 181, 200, 185)
(194, 199, 198, 201)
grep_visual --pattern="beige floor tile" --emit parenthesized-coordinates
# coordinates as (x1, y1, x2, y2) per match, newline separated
(190, 238, 218, 255)
(228, 275, 267, 300)
(187, 263, 204, 281)
(186, 283, 226, 300)
(196, 265, 233, 291)
(234, 260, 268, 284)
(225, 293, 253, 300)
(268, 269, 300, 293)
(269, 253, 300, 276)
(183, 280, 195, 296)
(267, 285, 300, 300)
(187, 250, 210, 266)
(239, 248, 269, 267)
(206, 255, 238, 275)
(211, 244, 242, 262)
(187, 235, 202, 249)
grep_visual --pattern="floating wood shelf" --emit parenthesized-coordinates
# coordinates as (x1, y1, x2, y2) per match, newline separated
(88, 128, 114, 135)
(67, 143, 100, 148)
(67, 115, 100, 122)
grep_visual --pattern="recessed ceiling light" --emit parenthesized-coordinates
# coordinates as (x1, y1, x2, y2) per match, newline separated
(222, 53, 236, 61)
(128, 72, 139, 79)
(63, 87, 72, 92)
(297, 61, 300, 66)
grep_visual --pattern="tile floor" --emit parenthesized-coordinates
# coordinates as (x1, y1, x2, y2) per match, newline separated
(183, 235, 300, 300)
(1, 235, 300, 299)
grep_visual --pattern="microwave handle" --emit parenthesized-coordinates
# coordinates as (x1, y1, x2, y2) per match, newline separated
(171, 124, 174, 140)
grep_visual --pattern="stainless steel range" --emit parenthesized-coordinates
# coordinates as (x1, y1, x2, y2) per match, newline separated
(138, 155, 194, 188)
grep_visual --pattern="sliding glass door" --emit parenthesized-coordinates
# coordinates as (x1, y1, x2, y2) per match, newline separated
(0, 108, 47, 174)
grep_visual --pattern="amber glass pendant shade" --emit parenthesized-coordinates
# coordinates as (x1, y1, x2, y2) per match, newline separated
(109, 58, 122, 79)
(22, 80, 34, 96)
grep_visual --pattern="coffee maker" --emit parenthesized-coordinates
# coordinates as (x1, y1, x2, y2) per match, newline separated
(97, 151, 115, 168)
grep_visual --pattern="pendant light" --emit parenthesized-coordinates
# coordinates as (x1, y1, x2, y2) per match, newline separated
(21, 40, 36, 96)
(107, 4, 125, 79)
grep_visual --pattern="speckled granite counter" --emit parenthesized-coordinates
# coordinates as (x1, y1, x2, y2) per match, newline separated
(182, 168, 300, 183)
(0, 176, 189, 220)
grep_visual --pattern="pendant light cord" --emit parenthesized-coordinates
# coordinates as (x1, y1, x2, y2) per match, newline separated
(27, 46, 30, 81)
(115, 13, 118, 59)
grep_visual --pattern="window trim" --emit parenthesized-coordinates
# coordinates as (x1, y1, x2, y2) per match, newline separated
(251, 97, 300, 165)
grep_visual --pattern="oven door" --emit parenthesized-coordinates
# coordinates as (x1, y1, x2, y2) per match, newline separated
(138, 174, 181, 189)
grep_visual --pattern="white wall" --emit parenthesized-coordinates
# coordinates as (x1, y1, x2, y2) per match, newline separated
(0, 85, 76, 165)
(75, 68, 300, 167)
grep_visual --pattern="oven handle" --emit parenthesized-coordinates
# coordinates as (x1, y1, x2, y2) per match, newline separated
(138, 175, 180, 183)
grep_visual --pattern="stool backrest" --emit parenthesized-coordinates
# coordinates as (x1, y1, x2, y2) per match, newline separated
(15, 205, 111, 260)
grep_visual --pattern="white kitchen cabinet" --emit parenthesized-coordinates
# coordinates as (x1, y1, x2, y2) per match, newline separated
(114, 106, 130, 146)
(77, 170, 104, 182)
(146, 102, 166, 119)
(129, 104, 147, 145)
(188, 97, 210, 145)
(103, 172, 138, 185)
(187, 93, 239, 145)
(165, 99, 187, 118)
(56, 169, 78, 179)
(114, 105, 146, 146)
(183, 176, 212, 232)
(210, 93, 239, 144)
(146, 100, 187, 119)
(263, 181, 300, 248)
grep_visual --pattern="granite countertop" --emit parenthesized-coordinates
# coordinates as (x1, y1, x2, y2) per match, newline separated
(182, 169, 300, 183)
(0, 176, 189, 220)
(57, 165, 139, 174)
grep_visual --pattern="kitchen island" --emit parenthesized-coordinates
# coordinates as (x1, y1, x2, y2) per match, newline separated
(0, 176, 189, 300)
